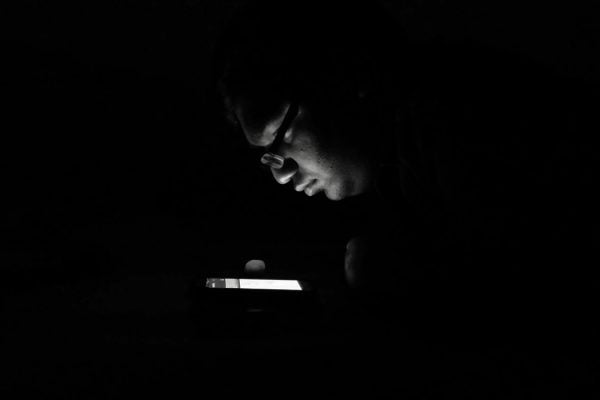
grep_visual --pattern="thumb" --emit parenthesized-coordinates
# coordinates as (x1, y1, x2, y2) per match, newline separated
(244, 259, 266, 276)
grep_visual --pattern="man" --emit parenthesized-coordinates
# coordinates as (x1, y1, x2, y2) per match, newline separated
(213, 0, 599, 335)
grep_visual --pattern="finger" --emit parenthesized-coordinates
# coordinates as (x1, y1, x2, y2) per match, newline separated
(244, 259, 266, 275)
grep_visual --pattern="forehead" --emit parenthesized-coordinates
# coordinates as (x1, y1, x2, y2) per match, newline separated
(234, 98, 288, 147)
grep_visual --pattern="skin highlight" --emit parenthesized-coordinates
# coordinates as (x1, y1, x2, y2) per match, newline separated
(234, 97, 377, 200)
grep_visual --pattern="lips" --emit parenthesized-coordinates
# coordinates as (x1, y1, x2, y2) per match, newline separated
(304, 186, 316, 196)
(304, 180, 320, 196)
(294, 179, 316, 193)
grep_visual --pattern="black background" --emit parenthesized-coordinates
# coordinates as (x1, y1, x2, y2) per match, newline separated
(2, 1, 599, 397)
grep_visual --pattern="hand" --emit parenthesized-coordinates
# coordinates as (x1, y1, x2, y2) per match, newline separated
(244, 259, 266, 276)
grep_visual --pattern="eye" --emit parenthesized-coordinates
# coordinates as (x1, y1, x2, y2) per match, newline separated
(274, 103, 300, 143)
(283, 126, 294, 143)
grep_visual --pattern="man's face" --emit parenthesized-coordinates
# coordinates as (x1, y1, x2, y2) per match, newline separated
(234, 96, 376, 201)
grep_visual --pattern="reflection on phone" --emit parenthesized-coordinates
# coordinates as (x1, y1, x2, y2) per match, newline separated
(206, 278, 302, 291)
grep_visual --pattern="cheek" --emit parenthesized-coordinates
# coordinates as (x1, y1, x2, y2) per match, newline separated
(301, 151, 338, 177)
(289, 135, 328, 170)
(290, 127, 353, 179)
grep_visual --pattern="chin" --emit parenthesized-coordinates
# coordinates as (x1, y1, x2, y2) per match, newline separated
(323, 185, 349, 201)
(325, 192, 345, 201)
(323, 176, 368, 201)
(327, 180, 372, 201)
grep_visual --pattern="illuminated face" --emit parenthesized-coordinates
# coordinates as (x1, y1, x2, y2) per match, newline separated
(234, 96, 376, 201)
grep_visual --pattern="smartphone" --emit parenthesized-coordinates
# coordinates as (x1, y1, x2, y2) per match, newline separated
(196, 276, 316, 314)
(205, 278, 306, 291)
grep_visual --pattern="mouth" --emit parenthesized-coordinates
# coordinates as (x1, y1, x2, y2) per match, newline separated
(303, 180, 320, 196)
(294, 180, 312, 192)
(294, 179, 317, 196)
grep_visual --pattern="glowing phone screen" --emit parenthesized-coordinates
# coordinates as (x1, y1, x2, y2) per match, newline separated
(206, 278, 302, 291)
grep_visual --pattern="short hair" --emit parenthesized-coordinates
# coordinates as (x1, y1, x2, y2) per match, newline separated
(212, 0, 406, 135)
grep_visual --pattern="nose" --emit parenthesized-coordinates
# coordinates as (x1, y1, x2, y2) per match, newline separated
(271, 158, 298, 184)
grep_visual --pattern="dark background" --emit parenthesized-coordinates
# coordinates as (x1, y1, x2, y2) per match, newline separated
(2, 1, 599, 397)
